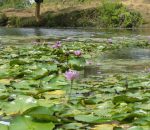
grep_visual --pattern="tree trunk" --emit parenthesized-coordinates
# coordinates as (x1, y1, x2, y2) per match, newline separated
(35, 3, 41, 22)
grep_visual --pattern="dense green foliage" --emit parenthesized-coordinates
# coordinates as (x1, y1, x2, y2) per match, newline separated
(99, 0, 143, 27)
(0, 13, 8, 26)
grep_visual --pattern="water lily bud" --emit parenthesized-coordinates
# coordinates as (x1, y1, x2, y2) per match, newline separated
(74, 50, 82, 57)
(52, 41, 62, 49)
(65, 69, 79, 81)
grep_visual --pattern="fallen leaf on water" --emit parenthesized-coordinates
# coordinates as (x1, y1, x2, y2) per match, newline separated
(91, 124, 115, 130)
(47, 90, 65, 96)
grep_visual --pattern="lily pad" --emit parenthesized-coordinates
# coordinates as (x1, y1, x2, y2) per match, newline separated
(9, 116, 55, 130)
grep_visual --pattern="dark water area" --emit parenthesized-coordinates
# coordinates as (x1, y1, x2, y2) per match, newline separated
(0, 27, 150, 38)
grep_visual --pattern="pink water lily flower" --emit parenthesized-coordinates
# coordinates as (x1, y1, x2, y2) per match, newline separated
(65, 69, 79, 81)
(52, 41, 62, 49)
(74, 50, 82, 56)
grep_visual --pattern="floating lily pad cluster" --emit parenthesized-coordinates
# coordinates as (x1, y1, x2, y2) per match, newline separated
(0, 38, 149, 130)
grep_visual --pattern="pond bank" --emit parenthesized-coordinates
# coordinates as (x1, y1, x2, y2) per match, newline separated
(0, 1, 147, 28)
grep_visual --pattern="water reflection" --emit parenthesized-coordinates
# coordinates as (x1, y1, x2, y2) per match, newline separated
(84, 48, 150, 77)
(103, 48, 150, 60)
(0, 28, 150, 38)
(83, 66, 101, 78)
(0, 28, 150, 45)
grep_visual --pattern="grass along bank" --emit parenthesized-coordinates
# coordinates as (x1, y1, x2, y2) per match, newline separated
(0, 0, 145, 28)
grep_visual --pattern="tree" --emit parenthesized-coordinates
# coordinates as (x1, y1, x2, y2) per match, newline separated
(34, 0, 43, 22)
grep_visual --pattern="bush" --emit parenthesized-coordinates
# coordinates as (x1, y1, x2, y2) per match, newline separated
(121, 11, 143, 28)
(98, 0, 143, 28)
(0, 13, 8, 26)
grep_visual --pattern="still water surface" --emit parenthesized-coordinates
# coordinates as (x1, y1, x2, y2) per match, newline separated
(0, 27, 150, 37)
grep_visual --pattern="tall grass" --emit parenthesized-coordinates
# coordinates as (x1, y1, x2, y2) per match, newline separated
(0, 0, 30, 9)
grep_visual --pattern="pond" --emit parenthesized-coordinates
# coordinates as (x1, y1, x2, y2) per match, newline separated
(0, 27, 150, 130)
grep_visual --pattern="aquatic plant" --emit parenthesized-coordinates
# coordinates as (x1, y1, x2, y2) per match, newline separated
(65, 69, 79, 81)
(74, 50, 82, 57)
(52, 41, 62, 49)
(0, 37, 149, 129)
(65, 69, 79, 99)
(0, 13, 8, 26)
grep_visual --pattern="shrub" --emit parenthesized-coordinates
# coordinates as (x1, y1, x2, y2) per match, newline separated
(0, 13, 8, 26)
(98, 0, 143, 28)
(121, 11, 143, 28)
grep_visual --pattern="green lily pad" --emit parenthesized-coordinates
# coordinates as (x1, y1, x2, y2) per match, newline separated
(113, 95, 144, 103)
(23, 106, 56, 122)
(127, 126, 144, 130)
(9, 116, 55, 130)
(0, 124, 8, 130)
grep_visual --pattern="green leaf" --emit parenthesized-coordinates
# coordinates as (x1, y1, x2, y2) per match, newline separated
(141, 126, 150, 130)
(0, 93, 9, 100)
(74, 114, 99, 123)
(74, 114, 110, 123)
(30, 68, 49, 80)
(9, 116, 55, 130)
(68, 57, 85, 70)
(112, 113, 130, 121)
(113, 95, 144, 103)
(63, 123, 85, 130)
(127, 126, 143, 130)
(23, 106, 55, 121)
(1, 95, 37, 115)
(92, 124, 114, 130)
(0, 124, 8, 130)
(10, 59, 30, 66)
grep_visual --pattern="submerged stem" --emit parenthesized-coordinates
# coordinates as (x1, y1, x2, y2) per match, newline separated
(68, 80, 73, 101)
